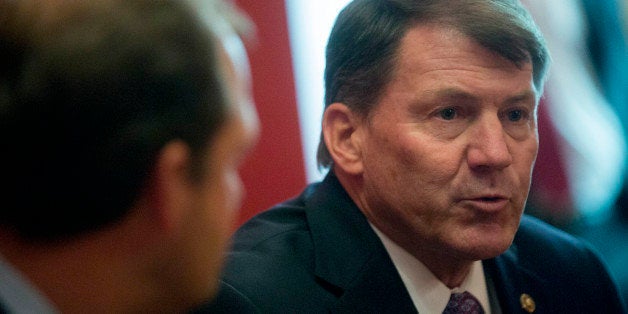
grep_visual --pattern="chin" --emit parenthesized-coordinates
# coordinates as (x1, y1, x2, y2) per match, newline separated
(461, 228, 516, 260)
(181, 280, 219, 312)
(476, 243, 512, 260)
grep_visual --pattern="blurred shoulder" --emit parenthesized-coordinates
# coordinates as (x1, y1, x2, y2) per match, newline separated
(515, 215, 596, 258)
(189, 281, 259, 314)
(228, 182, 319, 252)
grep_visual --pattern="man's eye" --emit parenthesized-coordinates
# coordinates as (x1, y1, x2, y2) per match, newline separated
(507, 109, 523, 121)
(439, 107, 457, 120)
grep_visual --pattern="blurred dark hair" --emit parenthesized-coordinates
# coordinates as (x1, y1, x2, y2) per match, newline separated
(0, 0, 234, 240)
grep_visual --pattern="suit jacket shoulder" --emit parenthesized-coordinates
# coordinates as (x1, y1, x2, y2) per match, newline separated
(487, 215, 627, 313)
(189, 281, 260, 314)
(211, 173, 415, 313)
(205, 173, 626, 313)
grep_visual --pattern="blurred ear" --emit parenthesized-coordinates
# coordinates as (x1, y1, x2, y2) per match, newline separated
(322, 103, 365, 175)
(146, 140, 193, 233)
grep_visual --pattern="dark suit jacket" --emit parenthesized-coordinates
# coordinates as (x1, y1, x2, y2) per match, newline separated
(201, 172, 627, 313)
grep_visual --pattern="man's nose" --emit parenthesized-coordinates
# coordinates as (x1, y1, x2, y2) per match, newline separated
(466, 114, 513, 171)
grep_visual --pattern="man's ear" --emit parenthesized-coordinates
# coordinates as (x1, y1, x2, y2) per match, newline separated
(322, 103, 365, 175)
(146, 140, 193, 234)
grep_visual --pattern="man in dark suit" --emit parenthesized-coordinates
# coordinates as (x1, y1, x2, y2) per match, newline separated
(0, 0, 258, 312)
(204, 0, 627, 312)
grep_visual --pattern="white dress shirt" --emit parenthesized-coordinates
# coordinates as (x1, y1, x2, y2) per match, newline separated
(371, 225, 492, 314)
(0, 253, 59, 314)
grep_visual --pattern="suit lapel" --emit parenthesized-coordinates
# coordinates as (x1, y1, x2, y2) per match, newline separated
(306, 173, 416, 313)
(330, 252, 418, 313)
(486, 245, 565, 313)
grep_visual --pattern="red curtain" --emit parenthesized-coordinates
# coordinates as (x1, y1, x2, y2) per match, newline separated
(234, 0, 307, 227)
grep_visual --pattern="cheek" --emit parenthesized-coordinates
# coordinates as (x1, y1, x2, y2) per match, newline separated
(397, 135, 463, 185)
(208, 167, 243, 229)
(223, 167, 244, 213)
(194, 161, 244, 249)
(363, 131, 460, 208)
(514, 140, 538, 183)
(179, 166, 243, 301)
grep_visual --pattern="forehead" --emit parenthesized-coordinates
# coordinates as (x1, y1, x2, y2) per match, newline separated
(390, 24, 536, 95)
(212, 32, 259, 148)
(213, 31, 252, 109)
(401, 24, 529, 73)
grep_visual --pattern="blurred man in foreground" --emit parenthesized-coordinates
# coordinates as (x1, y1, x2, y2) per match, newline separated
(0, 0, 258, 312)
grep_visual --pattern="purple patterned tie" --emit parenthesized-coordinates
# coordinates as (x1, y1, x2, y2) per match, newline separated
(442, 291, 485, 314)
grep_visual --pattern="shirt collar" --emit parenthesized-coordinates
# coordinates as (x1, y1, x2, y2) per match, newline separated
(371, 224, 491, 314)
(0, 253, 59, 314)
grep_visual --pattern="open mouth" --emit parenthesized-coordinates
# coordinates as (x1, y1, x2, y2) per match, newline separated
(478, 197, 503, 202)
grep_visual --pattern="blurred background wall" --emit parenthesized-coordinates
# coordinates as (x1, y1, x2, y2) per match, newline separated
(231, 0, 307, 226)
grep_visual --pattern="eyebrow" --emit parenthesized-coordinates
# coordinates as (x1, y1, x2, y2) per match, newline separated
(424, 88, 536, 105)
(505, 90, 536, 105)
(429, 88, 479, 103)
